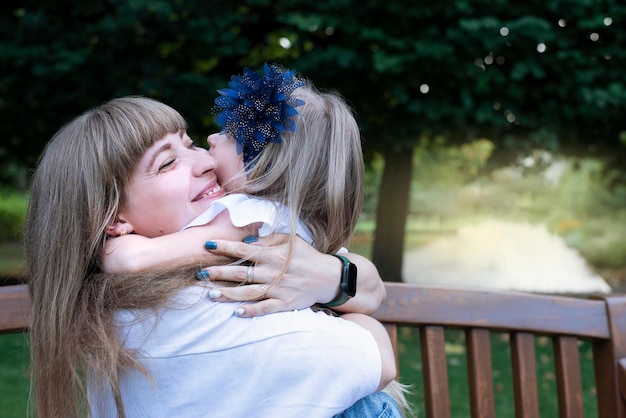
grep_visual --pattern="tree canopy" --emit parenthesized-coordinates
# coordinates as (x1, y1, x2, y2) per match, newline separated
(2, 0, 625, 279)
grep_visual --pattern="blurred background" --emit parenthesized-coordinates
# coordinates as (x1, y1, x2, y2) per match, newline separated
(1, 0, 625, 294)
(2, 2, 626, 416)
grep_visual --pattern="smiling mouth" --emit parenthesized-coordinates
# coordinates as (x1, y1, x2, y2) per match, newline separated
(194, 184, 222, 201)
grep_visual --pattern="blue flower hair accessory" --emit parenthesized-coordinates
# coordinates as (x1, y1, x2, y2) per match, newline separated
(214, 63, 306, 165)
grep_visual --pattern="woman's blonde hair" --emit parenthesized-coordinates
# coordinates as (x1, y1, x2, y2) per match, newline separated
(25, 85, 366, 415)
(24, 96, 199, 417)
(240, 83, 365, 254)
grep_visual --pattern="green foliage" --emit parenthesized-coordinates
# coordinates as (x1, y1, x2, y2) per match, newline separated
(2, 0, 626, 188)
(0, 0, 253, 186)
(0, 189, 27, 242)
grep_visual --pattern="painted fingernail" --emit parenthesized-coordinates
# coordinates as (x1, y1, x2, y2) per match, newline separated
(196, 270, 211, 280)
(208, 289, 222, 299)
(243, 236, 258, 243)
(234, 308, 245, 316)
(205, 241, 218, 250)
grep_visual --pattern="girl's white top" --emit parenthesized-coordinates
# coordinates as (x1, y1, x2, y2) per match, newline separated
(183, 193, 313, 243)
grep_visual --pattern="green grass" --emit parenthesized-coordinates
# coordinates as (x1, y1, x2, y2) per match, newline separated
(397, 328, 598, 418)
(0, 333, 30, 418)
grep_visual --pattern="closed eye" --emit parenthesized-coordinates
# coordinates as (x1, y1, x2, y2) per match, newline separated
(158, 158, 175, 171)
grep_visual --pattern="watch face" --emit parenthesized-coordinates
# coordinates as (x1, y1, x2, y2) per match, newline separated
(345, 262, 358, 297)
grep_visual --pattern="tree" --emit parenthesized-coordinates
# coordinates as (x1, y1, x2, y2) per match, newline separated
(239, 0, 626, 281)
(2, 0, 625, 281)
(0, 0, 252, 187)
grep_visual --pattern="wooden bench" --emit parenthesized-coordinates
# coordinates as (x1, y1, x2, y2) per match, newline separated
(373, 283, 626, 418)
(2, 282, 625, 417)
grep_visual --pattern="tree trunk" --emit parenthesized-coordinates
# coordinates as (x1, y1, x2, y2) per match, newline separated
(372, 146, 413, 282)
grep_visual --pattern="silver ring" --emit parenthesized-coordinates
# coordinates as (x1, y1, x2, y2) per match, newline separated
(246, 265, 255, 284)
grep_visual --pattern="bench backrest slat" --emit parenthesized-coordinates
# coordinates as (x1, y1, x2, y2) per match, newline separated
(420, 325, 450, 418)
(376, 283, 611, 338)
(510, 332, 540, 418)
(554, 335, 584, 418)
(466, 328, 495, 418)
(0, 284, 29, 332)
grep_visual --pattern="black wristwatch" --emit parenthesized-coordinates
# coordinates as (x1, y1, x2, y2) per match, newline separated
(320, 254, 357, 308)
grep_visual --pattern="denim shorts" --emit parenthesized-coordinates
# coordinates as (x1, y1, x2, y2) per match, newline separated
(333, 391, 403, 418)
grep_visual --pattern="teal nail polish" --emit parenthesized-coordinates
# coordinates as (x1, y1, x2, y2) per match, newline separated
(205, 241, 218, 250)
(234, 308, 245, 316)
(208, 289, 222, 299)
(243, 236, 258, 243)
(196, 270, 211, 280)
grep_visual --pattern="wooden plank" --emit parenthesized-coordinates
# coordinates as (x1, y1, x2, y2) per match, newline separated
(420, 325, 451, 418)
(0, 284, 30, 332)
(466, 328, 495, 418)
(553, 335, 583, 418)
(374, 283, 610, 339)
(511, 332, 540, 418)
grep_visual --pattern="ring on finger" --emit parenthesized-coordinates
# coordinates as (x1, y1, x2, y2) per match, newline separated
(259, 284, 268, 295)
(246, 265, 255, 284)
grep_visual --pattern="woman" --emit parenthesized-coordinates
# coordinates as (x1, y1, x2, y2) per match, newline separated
(25, 95, 401, 417)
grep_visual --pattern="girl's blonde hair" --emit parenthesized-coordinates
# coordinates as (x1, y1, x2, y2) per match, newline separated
(240, 84, 365, 254)
(24, 97, 199, 417)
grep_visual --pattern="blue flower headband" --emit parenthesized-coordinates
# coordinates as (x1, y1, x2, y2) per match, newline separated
(214, 63, 306, 166)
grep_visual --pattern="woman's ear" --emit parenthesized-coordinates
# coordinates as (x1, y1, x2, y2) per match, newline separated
(105, 221, 135, 237)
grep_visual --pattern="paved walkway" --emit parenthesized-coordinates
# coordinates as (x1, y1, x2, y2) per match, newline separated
(402, 219, 612, 294)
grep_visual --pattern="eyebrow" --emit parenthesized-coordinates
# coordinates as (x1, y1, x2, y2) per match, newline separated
(147, 142, 172, 171)
(145, 131, 185, 170)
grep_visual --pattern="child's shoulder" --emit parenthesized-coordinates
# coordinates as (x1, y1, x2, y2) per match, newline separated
(183, 194, 278, 230)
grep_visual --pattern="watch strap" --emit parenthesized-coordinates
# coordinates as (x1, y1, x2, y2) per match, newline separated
(319, 254, 355, 308)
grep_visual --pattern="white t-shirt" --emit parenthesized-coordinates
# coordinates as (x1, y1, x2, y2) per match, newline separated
(88, 286, 381, 417)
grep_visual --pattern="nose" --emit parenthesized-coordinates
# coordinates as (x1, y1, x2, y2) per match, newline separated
(207, 132, 229, 148)
(207, 132, 220, 148)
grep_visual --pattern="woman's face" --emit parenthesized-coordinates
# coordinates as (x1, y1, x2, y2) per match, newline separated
(207, 133, 245, 191)
(118, 131, 225, 237)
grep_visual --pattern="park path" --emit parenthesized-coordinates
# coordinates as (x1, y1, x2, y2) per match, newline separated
(402, 219, 613, 294)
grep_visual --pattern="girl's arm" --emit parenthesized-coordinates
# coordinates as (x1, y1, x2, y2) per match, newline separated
(102, 211, 251, 273)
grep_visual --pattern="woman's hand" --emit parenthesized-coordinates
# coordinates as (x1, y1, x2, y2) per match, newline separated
(197, 235, 386, 317)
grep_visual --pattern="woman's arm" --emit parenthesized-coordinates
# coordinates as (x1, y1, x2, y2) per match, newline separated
(341, 313, 397, 390)
(200, 235, 387, 317)
(103, 217, 386, 317)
